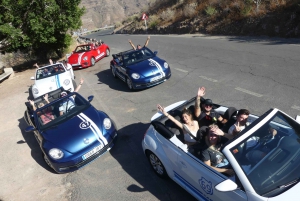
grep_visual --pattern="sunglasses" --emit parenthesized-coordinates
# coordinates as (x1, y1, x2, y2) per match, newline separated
(205, 104, 212, 107)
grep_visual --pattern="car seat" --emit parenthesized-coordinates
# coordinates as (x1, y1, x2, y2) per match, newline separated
(222, 107, 238, 133)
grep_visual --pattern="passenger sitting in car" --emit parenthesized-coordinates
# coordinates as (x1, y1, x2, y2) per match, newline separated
(29, 94, 55, 125)
(194, 87, 226, 127)
(157, 104, 200, 146)
(59, 78, 84, 116)
(228, 109, 259, 150)
(201, 124, 235, 176)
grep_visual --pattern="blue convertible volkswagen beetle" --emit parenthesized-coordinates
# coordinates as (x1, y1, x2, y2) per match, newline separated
(110, 47, 171, 90)
(24, 87, 118, 173)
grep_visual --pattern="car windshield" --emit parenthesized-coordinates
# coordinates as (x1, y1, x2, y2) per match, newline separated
(36, 64, 66, 80)
(230, 111, 300, 197)
(36, 93, 90, 130)
(74, 45, 91, 53)
(123, 48, 155, 66)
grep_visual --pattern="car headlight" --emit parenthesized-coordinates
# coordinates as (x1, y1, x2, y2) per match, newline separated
(164, 62, 169, 68)
(32, 87, 39, 94)
(131, 73, 140, 79)
(49, 148, 64, 159)
(64, 79, 70, 85)
(83, 56, 88, 61)
(103, 118, 111, 129)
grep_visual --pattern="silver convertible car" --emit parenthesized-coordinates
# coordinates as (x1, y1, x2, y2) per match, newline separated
(142, 97, 300, 201)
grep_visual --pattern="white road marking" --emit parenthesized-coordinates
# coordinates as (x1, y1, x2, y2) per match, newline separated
(199, 75, 218, 82)
(174, 68, 188, 73)
(291, 105, 300, 111)
(235, 87, 263, 97)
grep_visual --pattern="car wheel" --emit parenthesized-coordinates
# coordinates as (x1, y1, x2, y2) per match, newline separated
(72, 80, 77, 89)
(106, 49, 110, 57)
(44, 155, 52, 168)
(111, 66, 117, 78)
(28, 86, 34, 100)
(147, 151, 168, 178)
(126, 77, 133, 90)
(91, 57, 95, 66)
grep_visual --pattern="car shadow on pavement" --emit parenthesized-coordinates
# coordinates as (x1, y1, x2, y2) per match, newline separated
(18, 117, 56, 173)
(95, 69, 133, 92)
(110, 122, 196, 201)
(95, 69, 153, 92)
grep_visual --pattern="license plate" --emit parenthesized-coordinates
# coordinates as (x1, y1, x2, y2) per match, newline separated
(150, 75, 163, 82)
(82, 144, 104, 160)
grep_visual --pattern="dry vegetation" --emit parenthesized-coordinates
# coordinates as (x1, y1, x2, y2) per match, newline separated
(116, 0, 300, 37)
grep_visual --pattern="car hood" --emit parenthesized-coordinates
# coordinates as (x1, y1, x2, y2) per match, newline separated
(127, 57, 167, 77)
(68, 52, 86, 65)
(33, 73, 73, 98)
(42, 107, 111, 154)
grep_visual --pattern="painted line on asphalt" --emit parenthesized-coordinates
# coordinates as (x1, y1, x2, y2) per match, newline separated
(235, 87, 263, 97)
(174, 68, 188, 73)
(199, 75, 218, 82)
(291, 105, 300, 111)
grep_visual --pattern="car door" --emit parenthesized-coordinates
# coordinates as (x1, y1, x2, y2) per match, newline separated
(175, 153, 248, 201)
(114, 57, 127, 82)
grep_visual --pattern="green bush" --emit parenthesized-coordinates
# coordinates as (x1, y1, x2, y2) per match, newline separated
(205, 6, 217, 16)
(149, 20, 158, 29)
(241, 5, 252, 16)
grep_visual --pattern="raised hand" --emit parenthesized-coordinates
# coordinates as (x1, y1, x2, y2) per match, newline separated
(210, 125, 224, 136)
(79, 78, 84, 85)
(49, 59, 53, 65)
(29, 100, 34, 106)
(233, 122, 241, 133)
(197, 87, 206, 97)
(157, 104, 167, 116)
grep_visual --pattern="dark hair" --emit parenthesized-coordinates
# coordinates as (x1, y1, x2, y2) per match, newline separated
(237, 109, 250, 116)
(182, 107, 192, 116)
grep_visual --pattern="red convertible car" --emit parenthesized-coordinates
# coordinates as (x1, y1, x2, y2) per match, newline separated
(68, 43, 110, 69)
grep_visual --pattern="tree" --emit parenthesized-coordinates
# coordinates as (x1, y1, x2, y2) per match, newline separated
(0, 0, 85, 58)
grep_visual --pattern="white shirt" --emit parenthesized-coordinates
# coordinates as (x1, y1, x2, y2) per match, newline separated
(228, 122, 258, 149)
(59, 97, 75, 114)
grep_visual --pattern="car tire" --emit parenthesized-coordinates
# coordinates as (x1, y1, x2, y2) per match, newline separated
(44, 154, 53, 169)
(147, 151, 168, 178)
(106, 49, 110, 57)
(126, 77, 133, 90)
(111, 66, 117, 79)
(72, 80, 77, 89)
(91, 57, 95, 66)
(28, 86, 34, 100)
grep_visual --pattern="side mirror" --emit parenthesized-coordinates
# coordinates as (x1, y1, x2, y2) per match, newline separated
(30, 76, 35, 80)
(295, 115, 300, 123)
(154, 51, 158, 55)
(25, 126, 36, 132)
(87, 95, 94, 102)
(215, 179, 238, 192)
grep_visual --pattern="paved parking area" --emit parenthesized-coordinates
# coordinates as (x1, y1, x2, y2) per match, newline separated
(0, 69, 70, 201)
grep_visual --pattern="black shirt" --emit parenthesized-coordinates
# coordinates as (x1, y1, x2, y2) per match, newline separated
(198, 110, 221, 127)
(201, 137, 228, 167)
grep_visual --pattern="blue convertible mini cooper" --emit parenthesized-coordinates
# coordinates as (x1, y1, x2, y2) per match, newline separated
(24, 87, 118, 173)
(110, 47, 171, 90)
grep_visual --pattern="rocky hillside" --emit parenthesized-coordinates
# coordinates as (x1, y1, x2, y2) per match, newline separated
(115, 0, 300, 38)
(79, 0, 150, 29)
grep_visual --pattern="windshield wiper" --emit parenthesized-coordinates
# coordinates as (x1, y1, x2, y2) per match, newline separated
(263, 178, 300, 196)
(278, 178, 300, 189)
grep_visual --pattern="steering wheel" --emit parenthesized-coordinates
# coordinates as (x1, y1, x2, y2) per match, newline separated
(66, 105, 75, 113)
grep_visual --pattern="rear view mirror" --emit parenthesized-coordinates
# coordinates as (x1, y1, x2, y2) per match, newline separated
(25, 126, 36, 132)
(215, 179, 238, 192)
(87, 95, 94, 102)
(30, 76, 35, 80)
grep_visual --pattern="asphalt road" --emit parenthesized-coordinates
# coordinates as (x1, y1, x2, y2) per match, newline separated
(2, 28, 300, 201)
(64, 29, 300, 200)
